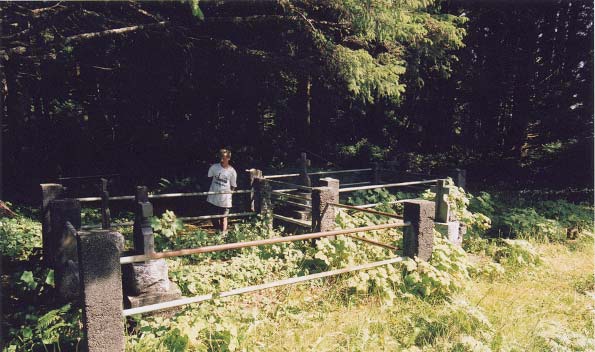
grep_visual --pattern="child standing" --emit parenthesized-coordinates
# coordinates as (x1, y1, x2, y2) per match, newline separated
(207, 149, 237, 233)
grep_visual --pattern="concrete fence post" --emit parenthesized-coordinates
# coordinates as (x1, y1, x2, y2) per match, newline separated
(311, 177, 339, 233)
(125, 190, 182, 310)
(371, 162, 381, 184)
(100, 178, 111, 229)
(76, 230, 125, 352)
(48, 199, 82, 300)
(253, 177, 272, 219)
(133, 186, 154, 256)
(432, 180, 450, 223)
(47, 199, 81, 267)
(41, 183, 65, 265)
(403, 200, 435, 261)
(298, 152, 312, 188)
(447, 168, 466, 189)
(247, 169, 263, 211)
(432, 180, 464, 246)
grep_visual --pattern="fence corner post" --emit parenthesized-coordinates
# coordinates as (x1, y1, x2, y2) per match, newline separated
(403, 200, 435, 261)
(371, 162, 381, 184)
(41, 183, 65, 265)
(253, 177, 272, 221)
(133, 186, 154, 256)
(48, 198, 81, 300)
(447, 168, 467, 189)
(432, 179, 451, 223)
(248, 169, 263, 211)
(76, 230, 125, 352)
(298, 152, 312, 187)
(100, 178, 111, 229)
(312, 177, 339, 233)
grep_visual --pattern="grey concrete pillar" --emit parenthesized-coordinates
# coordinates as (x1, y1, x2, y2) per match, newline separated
(133, 186, 154, 255)
(312, 178, 339, 233)
(41, 183, 65, 265)
(76, 230, 125, 352)
(253, 177, 272, 218)
(371, 162, 381, 184)
(248, 169, 263, 211)
(319, 177, 339, 194)
(298, 152, 312, 188)
(100, 178, 111, 229)
(447, 168, 466, 189)
(403, 200, 435, 261)
(432, 179, 451, 223)
(48, 199, 81, 300)
(48, 199, 81, 267)
(125, 190, 181, 310)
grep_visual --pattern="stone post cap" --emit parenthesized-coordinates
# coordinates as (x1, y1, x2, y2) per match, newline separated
(137, 202, 153, 218)
(79, 230, 125, 252)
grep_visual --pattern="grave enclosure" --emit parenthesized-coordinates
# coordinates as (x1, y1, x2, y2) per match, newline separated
(40, 154, 466, 352)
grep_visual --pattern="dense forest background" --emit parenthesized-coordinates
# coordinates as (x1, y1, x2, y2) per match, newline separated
(1, 0, 593, 202)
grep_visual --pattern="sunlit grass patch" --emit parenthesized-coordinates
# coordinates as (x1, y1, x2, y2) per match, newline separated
(467, 240, 594, 351)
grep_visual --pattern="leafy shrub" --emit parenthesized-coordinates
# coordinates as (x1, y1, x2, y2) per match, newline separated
(127, 304, 254, 352)
(81, 207, 102, 225)
(0, 216, 42, 261)
(4, 304, 83, 351)
(531, 200, 594, 234)
(468, 191, 498, 220)
(316, 203, 471, 302)
(499, 208, 566, 242)
(487, 239, 541, 269)
(400, 235, 471, 300)
(151, 210, 184, 251)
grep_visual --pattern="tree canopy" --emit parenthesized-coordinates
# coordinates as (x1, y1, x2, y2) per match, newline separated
(0, 0, 592, 200)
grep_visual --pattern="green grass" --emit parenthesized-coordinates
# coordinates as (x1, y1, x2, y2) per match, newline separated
(237, 236, 594, 351)
(468, 236, 594, 351)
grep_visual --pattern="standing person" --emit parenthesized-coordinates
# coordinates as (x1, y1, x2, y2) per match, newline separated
(207, 149, 237, 233)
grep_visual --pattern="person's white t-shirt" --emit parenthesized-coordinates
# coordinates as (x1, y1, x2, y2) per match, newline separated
(207, 163, 237, 208)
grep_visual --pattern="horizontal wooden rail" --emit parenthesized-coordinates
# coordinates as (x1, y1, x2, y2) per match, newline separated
(77, 195, 132, 202)
(122, 256, 405, 316)
(271, 191, 310, 201)
(80, 212, 255, 230)
(273, 199, 312, 209)
(272, 214, 311, 227)
(346, 234, 399, 251)
(179, 212, 255, 222)
(264, 173, 300, 179)
(76, 189, 252, 203)
(379, 169, 438, 177)
(350, 199, 415, 209)
(309, 168, 372, 176)
(329, 203, 403, 219)
(266, 179, 313, 192)
(58, 173, 120, 181)
(338, 179, 441, 193)
(150, 190, 251, 199)
(81, 222, 133, 230)
(341, 181, 372, 187)
(262, 168, 372, 180)
(119, 222, 409, 264)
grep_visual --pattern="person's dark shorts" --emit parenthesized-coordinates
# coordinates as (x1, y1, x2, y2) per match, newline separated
(207, 202, 230, 215)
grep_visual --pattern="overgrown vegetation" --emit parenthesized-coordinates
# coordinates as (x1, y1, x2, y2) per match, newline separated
(2, 187, 592, 351)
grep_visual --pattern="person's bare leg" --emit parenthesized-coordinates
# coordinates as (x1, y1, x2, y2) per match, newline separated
(221, 216, 228, 232)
